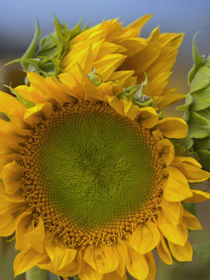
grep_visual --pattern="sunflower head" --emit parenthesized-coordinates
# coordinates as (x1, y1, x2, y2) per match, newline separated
(1, 16, 210, 280)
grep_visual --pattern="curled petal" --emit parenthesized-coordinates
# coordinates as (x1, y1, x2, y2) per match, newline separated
(172, 156, 209, 182)
(184, 190, 210, 203)
(157, 139, 175, 165)
(155, 118, 188, 138)
(1, 161, 24, 194)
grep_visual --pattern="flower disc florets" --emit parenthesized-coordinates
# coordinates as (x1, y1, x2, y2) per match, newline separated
(20, 100, 164, 248)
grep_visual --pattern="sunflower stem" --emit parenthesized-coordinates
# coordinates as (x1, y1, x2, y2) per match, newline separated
(26, 266, 47, 280)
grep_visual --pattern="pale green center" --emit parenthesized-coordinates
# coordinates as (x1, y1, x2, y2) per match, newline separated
(37, 110, 155, 229)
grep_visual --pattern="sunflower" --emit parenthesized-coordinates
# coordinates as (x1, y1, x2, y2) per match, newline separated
(60, 15, 185, 110)
(0, 68, 209, 280)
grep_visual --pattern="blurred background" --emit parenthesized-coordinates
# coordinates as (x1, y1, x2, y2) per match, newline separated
(0, 0, 210, 279)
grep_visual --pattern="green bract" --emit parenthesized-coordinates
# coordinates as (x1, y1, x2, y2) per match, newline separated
(5, 16, 88, 77)
(177, 35, 210, 171)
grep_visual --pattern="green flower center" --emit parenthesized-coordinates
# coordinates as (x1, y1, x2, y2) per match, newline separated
(36, 104, 155, 230)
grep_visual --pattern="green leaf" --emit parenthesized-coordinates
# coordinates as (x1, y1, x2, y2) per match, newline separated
(188, 32, 204, 84)
(191, 86, 210, 111)
(197, 150, 210, 171)
(195, 137, 210, 150)
(176, 94, 193, 112)
(118, 73, 154, 108)
(190, 65, 210, 93)
(170, 137, 194, 156)
(188, 111, 210, 138)
(4, 85, 35, 108)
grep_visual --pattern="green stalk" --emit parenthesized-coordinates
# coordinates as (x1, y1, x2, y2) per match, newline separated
(26, 266, 47, 280)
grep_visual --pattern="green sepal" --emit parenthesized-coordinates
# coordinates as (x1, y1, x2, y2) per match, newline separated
(88, 68, 103, 86)
(118, 73, 154, 109)
(4, 85, 35, 108)
(5, 16, 88, 77)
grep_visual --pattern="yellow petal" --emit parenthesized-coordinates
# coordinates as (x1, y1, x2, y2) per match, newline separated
(46, 244, 77, 271)
(94, 53, 126, 81)
(129, 222, 160, 254)
(1, 161, 23, 194)
(26, 72, 70, 105)
(106, 96, 139, 120)
(0, 90, 25, 126)
(126, 244, 149, 280)
(0, 194, 23, 236)
(156, 93, 185, 109)
(158, 212, 188, 246)
(126, 15, 153, 37)
(84, 245, 119, 274)
(40, 248, 82, 277)
(103, 271, 127, 280)
(113, 239, 127, 277)
(157, 139, 175, 165)
(160, 199, 182, 226)
(0, 208, 17, 236)
(79, 263, 102, 280)
(24, 102, 53, 125)
(137, 107, 159, 128)
(155, 118, 188, 138)
(106, 95, 158, 126)
(145, 252, 156, 280)
(172, 156, 209, 182)
(110, 70, 135, 87)
(14, 248, 47, 276)
(15, 84, 45, 104)
(163, 166, 193, 201)
(184, 190, 210, 203)
(24, 216, 45, 253)
(15, 211, 33, 251)
(157, 235, 173, 265)
(168, 241, 193, 262)
(182, 209, 202, 230)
